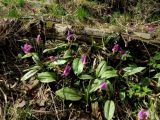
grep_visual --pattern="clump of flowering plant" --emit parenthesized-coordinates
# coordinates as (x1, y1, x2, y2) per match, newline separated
(19, 29, 156, 120)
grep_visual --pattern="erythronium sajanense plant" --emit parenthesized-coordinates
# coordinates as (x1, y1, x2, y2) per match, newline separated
(19, 32, 159, 120)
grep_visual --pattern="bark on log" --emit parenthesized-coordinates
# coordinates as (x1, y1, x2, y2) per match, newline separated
(45, 23, 160, 46)
(46, 24, 117, 43)
(0, 19, 160, 46)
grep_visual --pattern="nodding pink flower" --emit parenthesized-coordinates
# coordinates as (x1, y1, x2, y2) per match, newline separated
(112, 44, 120, 53)
(81, 54, 87, 65)
(21, 43, 32, 54)
(138, 109, 149, 120)
(119, 48, 126, 55)
(99, 81, 107, 90)
(36, 34, 41, 45)
(63, 63, 71, 77)
(66, 30, 74, 41)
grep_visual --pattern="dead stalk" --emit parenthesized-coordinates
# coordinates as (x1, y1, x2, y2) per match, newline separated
(0, 87, 7, 120)
(49, 88, 60, 120)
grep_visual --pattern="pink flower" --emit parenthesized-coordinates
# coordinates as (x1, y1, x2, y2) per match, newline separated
(66, 30, 74, 41)
(112, 44, 120, 53)
(48, 56, 55, 61)
(99, 81, 107, 90)
(81, 54, 87, 65)
(119, 48, 125, 55)
(36, 34, 41, 45)
(63, 63, 71, 77)
(21, 43, 32, 54)
(138, 109, 149, 120)
(145, 25, 156, 33)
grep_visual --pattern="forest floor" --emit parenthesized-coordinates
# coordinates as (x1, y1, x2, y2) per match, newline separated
(0, 0, 160, 120)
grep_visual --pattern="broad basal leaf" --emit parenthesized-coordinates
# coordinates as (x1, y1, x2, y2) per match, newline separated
(23, 65, 41, 72)
(104, 100, 115, 120)
(21, 53, 32, 59)
(55, 87, 82, 101)
(63, 49, 72, 58)
(37, 72, 56, 83)
(72, 58, 84, 75)
(123, 66, 146, 77)
(21, 69, 40, 81)
(79, 74, 94, 80)
(153, 52, 160, 60)
(154, 73, 160, 79)
(153, 73, 160, 87)
(46, 60, 67, 69)
(106, 81, 113, 96)
(89, 79, 102, 93)
(53, 60, 67, 65)
(32, 53, 40, 64)
(43, 43, 68, 53)
(96, 61, 108, 78)
(101, 70, 118, 79)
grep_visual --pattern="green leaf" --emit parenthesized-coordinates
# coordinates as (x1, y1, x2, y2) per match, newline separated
(153, 52, 160, 60)
(7, 8, 19, 17)
(101, 70, 118, 79)
(96, 61, 108, 78)
(21, 53, 32, 59)
(21, 69, 39, 81)
(32, 53, 40, 64)
(63, 49, 72, 58)
(18, 53, 23, 58)
(72, 58, 84, 75)
(46, 60, 67, 69)
(154, 73, 160, 78)
(19, 0, 25, 7)
(155, 64, 160, 69)
(158, 79, 160, 88)
(140, 77, 150, 87)
(43, 43, 68, 53)
(119, 92, 126, 101)
(123, 66, 146, 77)
(106, 81, 113, 96)
(23, 65, 41, 72)
(89, 79, 102, 93)
(104, 100, 115, 120)
(79, 74, 94, 80)
(55, 87, 82, 101)
(53, 60, 67, 65)
(37, 72, 56, 83)
(153, 73, 160, 87)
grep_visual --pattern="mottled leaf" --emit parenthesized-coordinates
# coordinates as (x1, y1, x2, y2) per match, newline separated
(37, 72, 56, 83)
(55, 87, 82, 101)
(104, 100, 115, 120)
